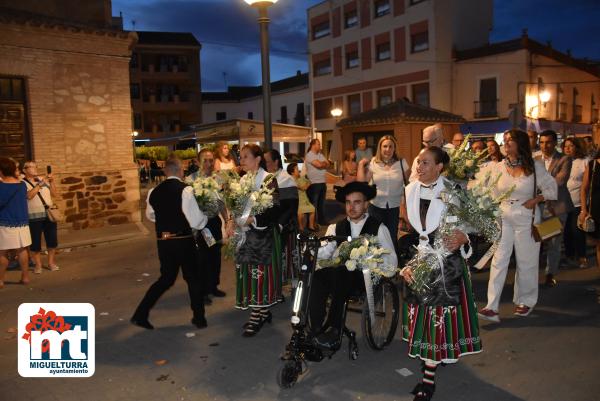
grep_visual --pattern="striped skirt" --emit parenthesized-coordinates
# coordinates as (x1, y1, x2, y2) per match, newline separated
(280, 229, 298, 285)
(401, 264, 482, 364)
(235, 229, 282, 309)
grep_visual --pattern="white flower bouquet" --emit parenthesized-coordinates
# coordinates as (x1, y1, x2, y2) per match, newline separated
(187, 175, 223, 218)
(445, 134, 487, 181)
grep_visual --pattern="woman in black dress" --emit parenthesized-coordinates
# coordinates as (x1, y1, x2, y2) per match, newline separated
(579, 150, 600, 269)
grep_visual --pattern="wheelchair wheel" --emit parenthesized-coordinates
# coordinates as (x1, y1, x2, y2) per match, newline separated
(277, 360, 302, 389)
(362, 277, 400, 350)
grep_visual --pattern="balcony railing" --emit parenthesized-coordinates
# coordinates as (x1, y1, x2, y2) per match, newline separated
(474, 99, 498, 118)
(559, 102, 567, 121)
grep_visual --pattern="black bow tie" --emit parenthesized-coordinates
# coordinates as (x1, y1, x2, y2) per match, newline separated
(421, 182, 437, 189)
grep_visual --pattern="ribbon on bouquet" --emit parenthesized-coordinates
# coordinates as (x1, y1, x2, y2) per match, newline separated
(233, 196, 254, 250)
(362, 268, 375, 323)
(416, 242, 452, 297)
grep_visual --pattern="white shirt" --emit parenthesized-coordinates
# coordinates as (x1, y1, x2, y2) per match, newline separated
(567, 158, 587, 207)
(304, 151, 327, 184)
(274, 169, 297, 189)
(369, 158, 409, 208)
(145, 176, 208, 230)
(317, 214, 398, 269)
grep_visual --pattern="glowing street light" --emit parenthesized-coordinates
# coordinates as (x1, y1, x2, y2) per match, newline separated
(244, 0, 279, 149)
(540, 90, 551, 103)
(330, 108, 343, 118)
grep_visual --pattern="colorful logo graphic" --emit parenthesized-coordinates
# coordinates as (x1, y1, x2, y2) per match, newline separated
(18, 303, 95, 377)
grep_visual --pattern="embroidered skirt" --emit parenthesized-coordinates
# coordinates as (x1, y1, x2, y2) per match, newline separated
(235, 228, 282, 309)
(401, 264, 482, 364)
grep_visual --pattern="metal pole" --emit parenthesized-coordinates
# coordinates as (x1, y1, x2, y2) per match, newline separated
(257, 6, 273, 149)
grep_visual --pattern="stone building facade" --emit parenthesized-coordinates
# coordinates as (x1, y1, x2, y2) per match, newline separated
(0, 4, 141, 229)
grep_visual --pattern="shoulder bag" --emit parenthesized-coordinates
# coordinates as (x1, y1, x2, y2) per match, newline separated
(24, 179, 64, 223)
(531, 166, 562, 242)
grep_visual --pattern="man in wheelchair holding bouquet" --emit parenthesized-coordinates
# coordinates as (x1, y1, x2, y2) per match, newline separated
(309, 181, 397, 349)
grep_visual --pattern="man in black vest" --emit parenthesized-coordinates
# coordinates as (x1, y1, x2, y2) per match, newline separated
(309, 181, 397, 348)
(131, 155, 209, 330)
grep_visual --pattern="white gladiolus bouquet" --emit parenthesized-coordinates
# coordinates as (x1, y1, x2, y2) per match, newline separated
(445, 134, 487, 181)
(187, 175, 223, 218)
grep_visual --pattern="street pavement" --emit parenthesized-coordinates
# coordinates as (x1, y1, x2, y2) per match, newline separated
(1, 228, 599, 401)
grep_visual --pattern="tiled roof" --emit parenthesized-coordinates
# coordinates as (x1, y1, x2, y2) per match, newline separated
(338, 98, 465, 127)
(455, 35, 600, 78)
(136, 31, 201, 47)
(202, 72, 309, 102)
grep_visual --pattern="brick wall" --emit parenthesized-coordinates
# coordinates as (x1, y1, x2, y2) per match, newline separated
(0, 22, 141, 229)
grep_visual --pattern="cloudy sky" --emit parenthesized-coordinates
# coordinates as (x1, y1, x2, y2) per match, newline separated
(111, 0, 599, 92)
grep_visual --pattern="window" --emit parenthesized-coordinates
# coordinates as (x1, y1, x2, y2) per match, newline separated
(312, 21, 330, 40)
(216, 112, 227, 121)
(348, 94, 361, 116)
(411, 31, 429, 53)
(374, 0, 391, 17)
(294, 103, 306, 126)
(476, 78, 497, 118)
(314, 59, 332, 76)
(344, 10, 358, 28)
(376, 42, 391, 61)
(130, 84, 140, 99)
(315, 98, 333, 120)
(133, 113, 142, 130)
(412, 83, 430, 107)
(280, 106, 288, 124)
(410, 0, 426, 4)
(346, 51, 359, 69)
(0, 77, 24, 101)
(247, 112, 253, 120)
(130, 52, 138, 69)
(377, 89, 393, 107)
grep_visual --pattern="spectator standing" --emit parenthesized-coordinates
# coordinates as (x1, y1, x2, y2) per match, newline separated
(22, 161, 59, 273)
(471, 139, 485, 154)
(451, 132, 465, 148)
(579, 150, 600, 270)
(0, 157, 32, 288)
(478, 130, 557, 322)
(214, 141, 238, 171)
(535, 130, 573, 287)
(583, 136, 596, 159)
(562, 138, 588, 268)
(342, 150, 358, 183)
(409, 124, 452, 182)
(288, 163, 317, 232)
(486, 139, 504, 162)
(305, 139, 329, 226)
(357, 135, 410, 249)
(528, 130, 541, 157)
(354, 137, 373, 163)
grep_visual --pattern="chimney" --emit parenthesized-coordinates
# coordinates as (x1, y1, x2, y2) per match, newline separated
(296, 70, 301, 76)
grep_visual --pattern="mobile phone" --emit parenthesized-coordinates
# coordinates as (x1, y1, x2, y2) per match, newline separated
(46, 165, 52, 174)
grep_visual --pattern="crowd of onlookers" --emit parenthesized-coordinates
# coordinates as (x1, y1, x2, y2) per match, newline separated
(0, 158, 60, 288)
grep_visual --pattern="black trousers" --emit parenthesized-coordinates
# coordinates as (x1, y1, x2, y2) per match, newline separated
(307, 183, 327, 225)
(308, 266, 363, 333)
(196, 234, 222, 293)
(133, 238, 205, 321)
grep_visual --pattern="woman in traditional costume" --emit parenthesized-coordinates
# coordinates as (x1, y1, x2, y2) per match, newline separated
(233, 144, 281, 337)
(400, 146, 482, 401)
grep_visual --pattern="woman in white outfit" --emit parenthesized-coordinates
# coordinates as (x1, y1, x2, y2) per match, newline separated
(478, 130, 557, 322)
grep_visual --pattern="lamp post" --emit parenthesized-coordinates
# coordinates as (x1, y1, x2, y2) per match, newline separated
(330, 108, 343, 173)
(131, 130, 139, 161)
(244, 0, 278, 150)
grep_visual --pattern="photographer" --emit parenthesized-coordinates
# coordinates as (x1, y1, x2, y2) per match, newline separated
(22, 161, 59, 273)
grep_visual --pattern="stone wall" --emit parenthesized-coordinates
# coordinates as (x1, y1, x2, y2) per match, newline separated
(0, 19, 141, 229)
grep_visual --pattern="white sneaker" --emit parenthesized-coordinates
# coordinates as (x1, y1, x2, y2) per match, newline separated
(478, 308, 500, 323)
(48, 265, 60, 271)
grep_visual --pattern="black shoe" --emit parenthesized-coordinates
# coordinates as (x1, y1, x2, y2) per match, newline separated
(212, 288, 226, 297)
(545, 274, 557, 288)
(313, 327, 340, 350)
(411, 383, 435, 401)
(204, 295, 213, 305)
(191, 317, 208, 329)
(130, 317, 154, 330)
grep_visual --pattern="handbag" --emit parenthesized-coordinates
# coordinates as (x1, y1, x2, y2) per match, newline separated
(530, 167, 562, 242)
(24, 179, 64, 223)
(578, 160, 596, 233)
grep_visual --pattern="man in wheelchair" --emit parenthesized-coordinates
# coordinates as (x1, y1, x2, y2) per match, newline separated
(309, 181, 397, 349)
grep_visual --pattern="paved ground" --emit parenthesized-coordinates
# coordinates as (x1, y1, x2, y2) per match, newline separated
(1, 227, 600, 401)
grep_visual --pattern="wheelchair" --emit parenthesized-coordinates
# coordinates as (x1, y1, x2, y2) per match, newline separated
(277, 232, 400, 388)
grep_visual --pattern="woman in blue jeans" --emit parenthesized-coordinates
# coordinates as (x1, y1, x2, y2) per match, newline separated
(304, 139, 330, 226)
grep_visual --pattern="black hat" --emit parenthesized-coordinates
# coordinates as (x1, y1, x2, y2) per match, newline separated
(334, 181, 377, 203)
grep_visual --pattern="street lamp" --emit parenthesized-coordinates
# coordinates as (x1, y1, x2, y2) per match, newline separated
(131, 131, 139, 161)
(330, 108, 343, 118)
(244, 0, 278, 150)
(540, 90, 551, 104)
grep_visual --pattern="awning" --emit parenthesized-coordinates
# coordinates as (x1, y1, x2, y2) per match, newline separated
(460, 119, 512, 135)
(461, 118, 594, 136)
(191, 119, 312, 144)
(134, 130, 197, 144)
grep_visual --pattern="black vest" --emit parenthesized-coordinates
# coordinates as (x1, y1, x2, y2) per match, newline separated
(149, 178, 192, 237)
(335, 215, 381, 239)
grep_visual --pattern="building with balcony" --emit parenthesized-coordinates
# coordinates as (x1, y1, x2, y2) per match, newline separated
(307, 0, 493, 156)
(453, 32, 600, 138)
(0, 0, 141, 230)
(202, 71, 310, 155)
(130, 31, 202, 145)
